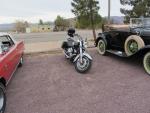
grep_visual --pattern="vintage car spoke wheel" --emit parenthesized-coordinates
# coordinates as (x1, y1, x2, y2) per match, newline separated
(97, 39, 107, 55)
(127, 40, 138, 54)
(0, 83, 6, 113)
(143, 52, 150, 75)
(125, 35, 145, 56)
(75, 56, 92, 73)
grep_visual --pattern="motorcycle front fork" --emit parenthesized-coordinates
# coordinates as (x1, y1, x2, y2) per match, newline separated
(80, 45, 83, 64)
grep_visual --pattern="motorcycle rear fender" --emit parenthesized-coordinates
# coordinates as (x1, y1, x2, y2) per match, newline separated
(73, 53, 92, 63)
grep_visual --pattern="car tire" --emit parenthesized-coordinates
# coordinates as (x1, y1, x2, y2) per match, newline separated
(18, 56, 23, 67)
(125, 35, 145, 56)
(143, 52, 150, 75)
(0, 83, 6, 113)
(97, 39, 107, 55)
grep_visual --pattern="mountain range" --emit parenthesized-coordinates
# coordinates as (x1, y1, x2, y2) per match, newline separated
(0, 23, 15, 32)
(110, 16, 124, 24)
(0, 16, 125, 32)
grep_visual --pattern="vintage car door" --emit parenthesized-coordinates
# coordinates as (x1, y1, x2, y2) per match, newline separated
(109, 31, 122, 48)
(7, 35, 21, 65)
(0, 35, 18, 81)
(140, 28, 150, 44)
(110, 30, 130, 49)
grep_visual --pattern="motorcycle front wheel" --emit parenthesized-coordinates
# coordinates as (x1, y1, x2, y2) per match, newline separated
(74, 56, 92, 73)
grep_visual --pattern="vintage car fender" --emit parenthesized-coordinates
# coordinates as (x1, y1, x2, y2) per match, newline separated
(127, 45, 150, 57)
(95, 33, 108, 47)
(73, 52, 92, 63)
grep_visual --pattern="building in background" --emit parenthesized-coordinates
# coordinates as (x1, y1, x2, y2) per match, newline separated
(26, 24, 54, 33)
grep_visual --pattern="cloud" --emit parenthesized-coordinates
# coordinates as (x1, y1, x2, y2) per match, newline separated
(0, 11, 74, 24)
(0, 0, 126, 24)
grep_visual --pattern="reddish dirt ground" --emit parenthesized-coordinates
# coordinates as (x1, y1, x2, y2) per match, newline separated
(5, 49, 150, 113)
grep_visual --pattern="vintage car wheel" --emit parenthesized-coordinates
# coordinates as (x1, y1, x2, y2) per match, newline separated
(143, 52, 150, 75)
(97, 39, 107, 55)
(125, 35, 145, 56)
(0, 83, 6, 113)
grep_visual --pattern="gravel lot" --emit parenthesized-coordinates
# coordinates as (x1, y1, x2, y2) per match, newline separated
(5, 49, 150, 113)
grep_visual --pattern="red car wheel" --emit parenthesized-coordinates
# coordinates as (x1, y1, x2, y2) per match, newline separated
(0, 83, 6, 113)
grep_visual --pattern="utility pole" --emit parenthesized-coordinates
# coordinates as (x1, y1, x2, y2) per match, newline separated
(108, 0, 111, 24)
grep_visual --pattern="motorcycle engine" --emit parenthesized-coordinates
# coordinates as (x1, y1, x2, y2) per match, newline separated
(68, 48, 73, 53)
(67, 48, 73, 57)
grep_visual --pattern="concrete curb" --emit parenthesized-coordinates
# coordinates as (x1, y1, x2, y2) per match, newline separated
(25, 49, 62, 56)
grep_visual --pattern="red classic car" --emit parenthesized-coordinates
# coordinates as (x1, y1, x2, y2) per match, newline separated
(0, 33, 24, 113)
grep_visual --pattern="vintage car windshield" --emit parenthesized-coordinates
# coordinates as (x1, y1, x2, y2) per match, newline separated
(130, 18, 150, 29)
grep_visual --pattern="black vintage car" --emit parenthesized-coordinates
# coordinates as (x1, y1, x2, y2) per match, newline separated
(95, 18, 150, 75)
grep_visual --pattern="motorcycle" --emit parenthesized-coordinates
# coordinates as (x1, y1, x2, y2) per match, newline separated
(61, 28, 92, 73)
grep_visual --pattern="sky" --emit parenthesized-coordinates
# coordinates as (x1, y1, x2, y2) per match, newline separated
(0, 0, 127, 24)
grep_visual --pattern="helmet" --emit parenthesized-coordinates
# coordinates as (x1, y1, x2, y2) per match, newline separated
(67, 28, 75, 37)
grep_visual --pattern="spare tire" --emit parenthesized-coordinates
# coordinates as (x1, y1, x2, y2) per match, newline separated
(125, 35, 145, 56)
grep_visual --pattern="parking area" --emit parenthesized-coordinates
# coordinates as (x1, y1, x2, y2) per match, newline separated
(5, 49, 150, 113)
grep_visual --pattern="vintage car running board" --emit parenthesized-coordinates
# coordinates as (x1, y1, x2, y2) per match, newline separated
(107, 50, 128, 57)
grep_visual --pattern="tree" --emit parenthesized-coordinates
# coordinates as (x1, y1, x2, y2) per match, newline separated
(14, 20, 29, 33)
(24, 21, 29, 28)
(54, 15, 69, 31)
(71, 0, 101, 41)
(120, 0, 150, 23)
(39, 19, 44, 25)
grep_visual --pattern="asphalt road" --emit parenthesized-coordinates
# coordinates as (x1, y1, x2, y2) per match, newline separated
(12, 30, 101, 44)
(5, 49, 150, 113)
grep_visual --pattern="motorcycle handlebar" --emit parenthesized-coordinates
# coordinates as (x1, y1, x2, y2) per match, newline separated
(74, 34, 82, 40)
